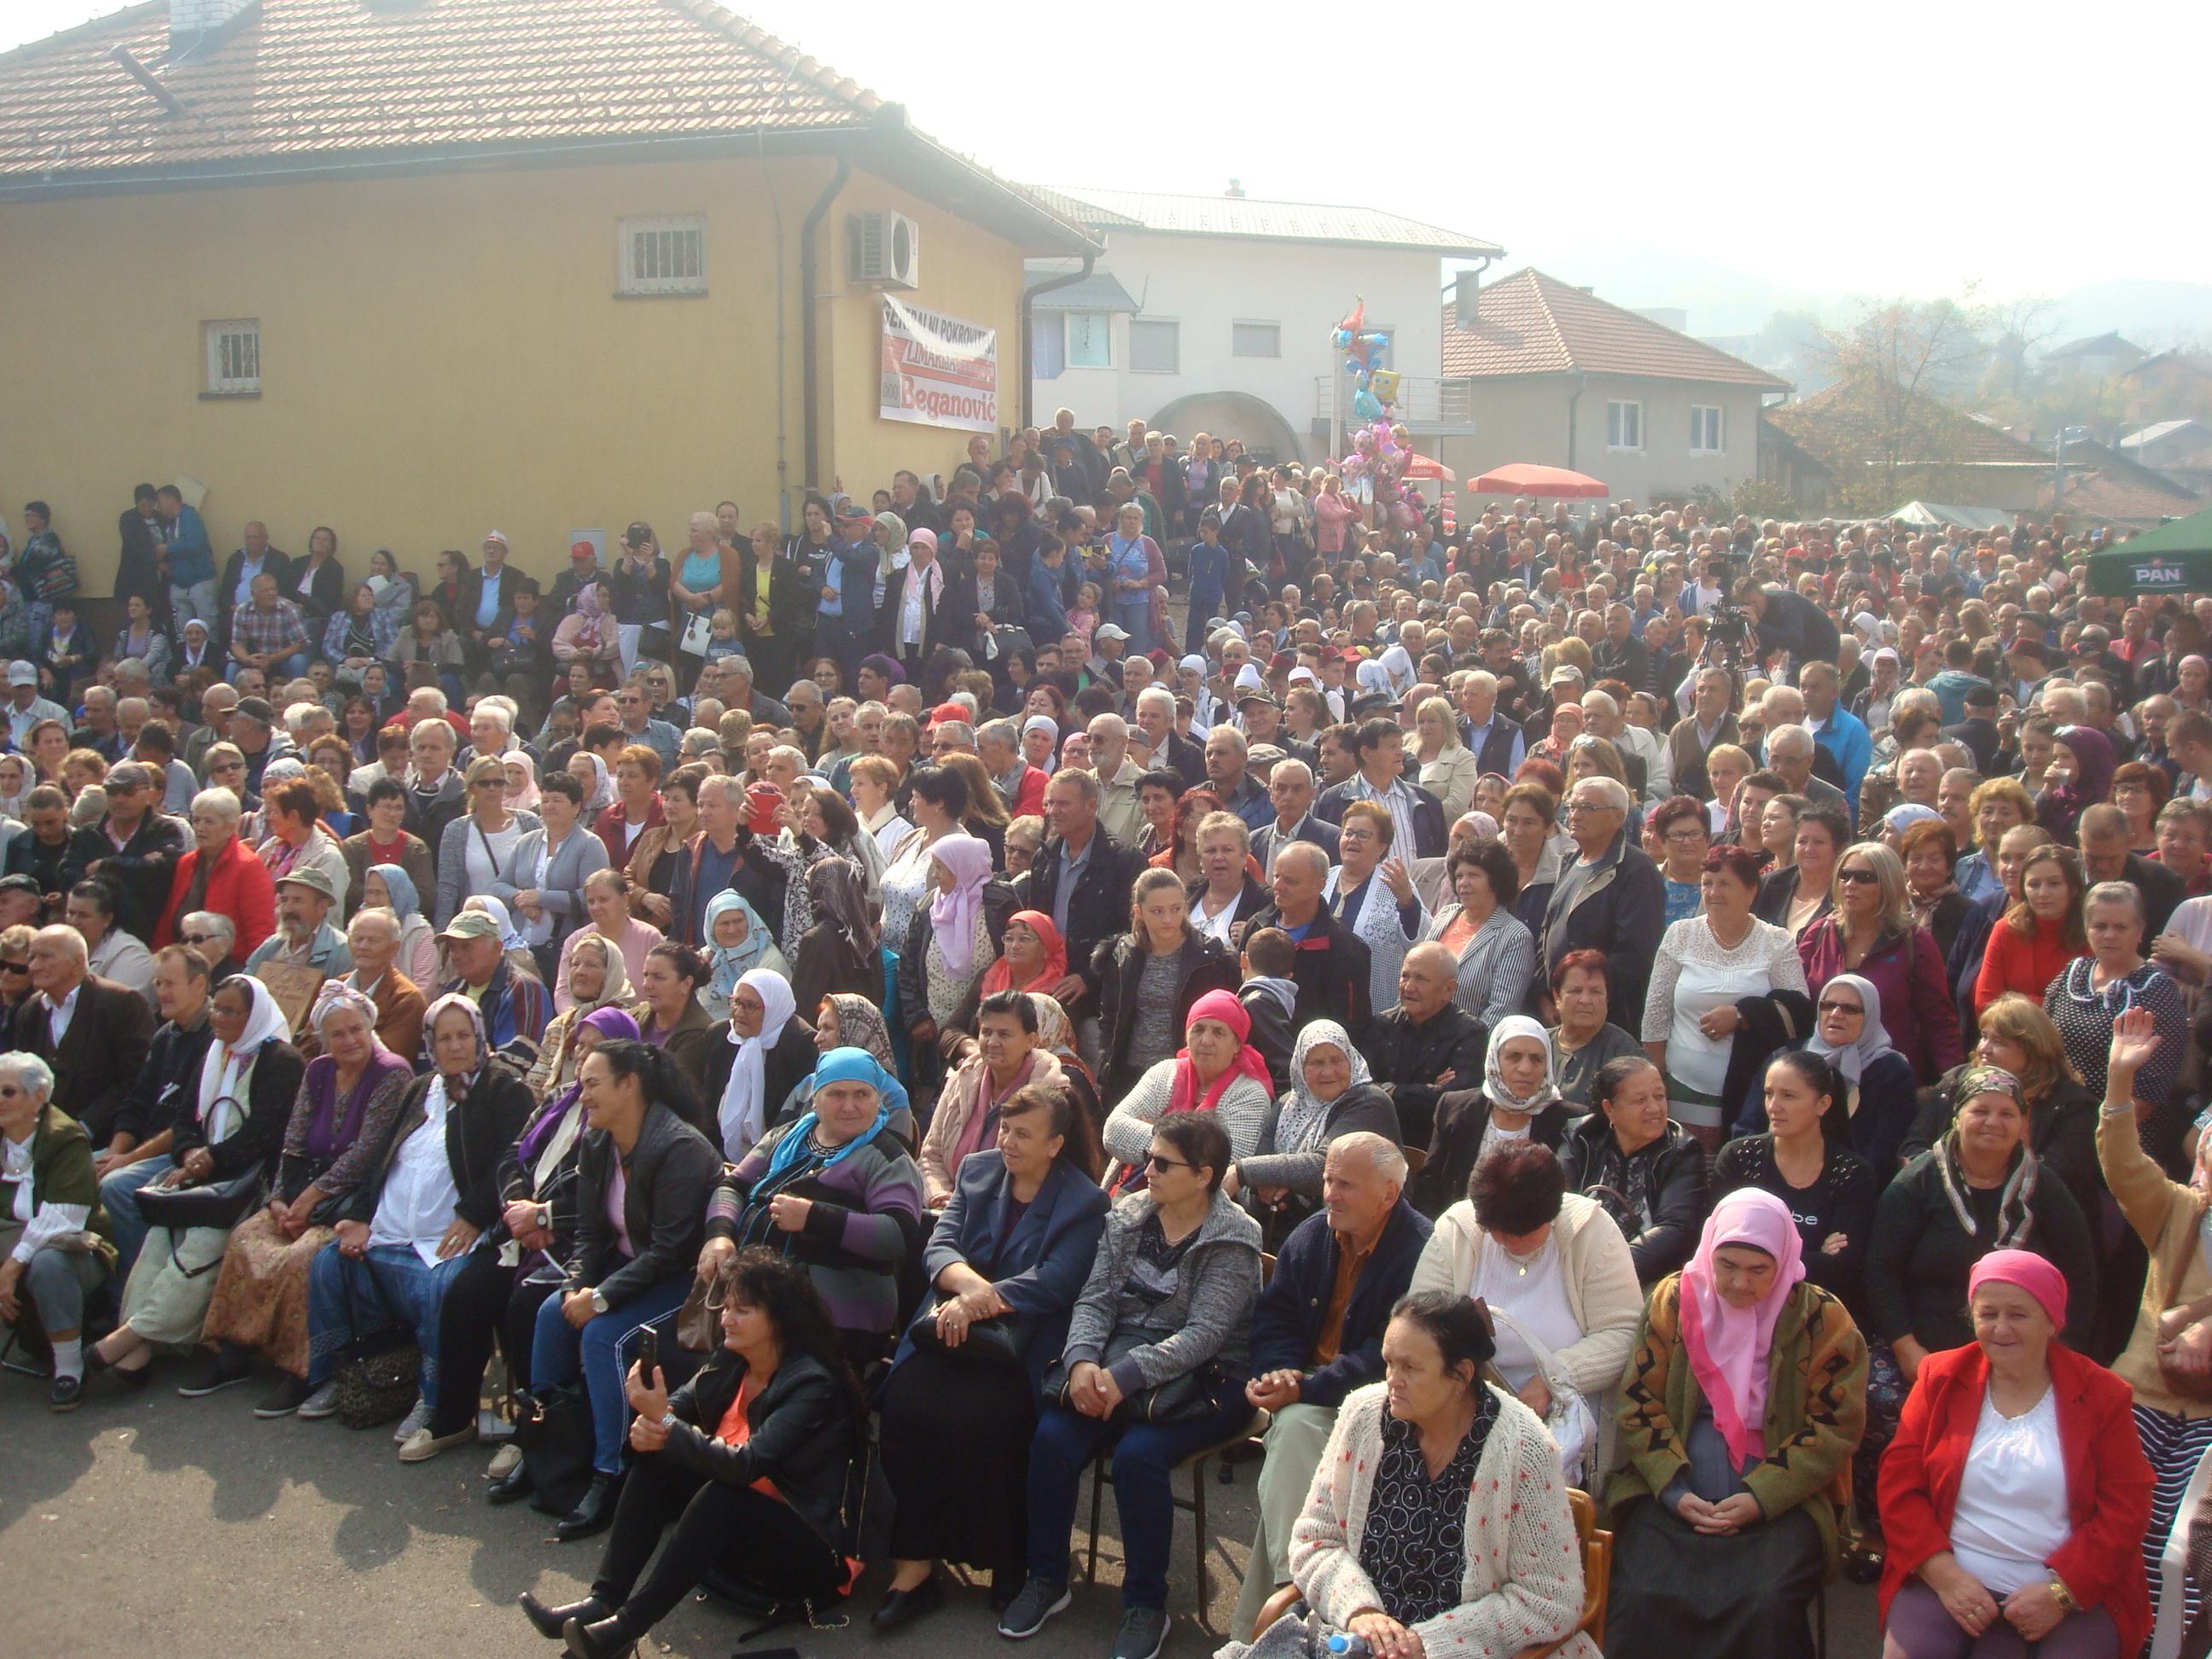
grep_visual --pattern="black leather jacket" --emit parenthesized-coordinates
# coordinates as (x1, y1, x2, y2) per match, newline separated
(663, 1349, 859, 1546)
(1557, 1113, 1708, 1286)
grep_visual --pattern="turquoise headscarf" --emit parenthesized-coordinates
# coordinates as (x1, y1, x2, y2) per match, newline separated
(702, 889, 774, 1007)
(370, 861, 422, 922)
(764, 1045, 906, 1179)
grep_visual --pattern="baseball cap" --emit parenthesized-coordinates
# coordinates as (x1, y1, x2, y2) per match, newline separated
(7, 661, 36, 686)
(1548, 666, 1584, 687)
(438, 911, 502, 943)
(276, 865, 338, 903)
(234, 697, 274, 724)
(482, 530, 509, 549)
(1094, 624, 1131, 643)
(105, 761, 156, 794)
(0, 873, 38, 897)
(1237, 688, 1281, 710)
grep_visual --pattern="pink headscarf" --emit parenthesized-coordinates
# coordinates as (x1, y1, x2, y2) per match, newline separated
(1678, 1189, 1806, 1473)
(1968, 1249, 2069, 1333)
(1165, 987, 1273, 1117)
(927, 833, 997, 980)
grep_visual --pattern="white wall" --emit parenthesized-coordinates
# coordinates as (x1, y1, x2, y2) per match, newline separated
(1031, 230, 1448, 463)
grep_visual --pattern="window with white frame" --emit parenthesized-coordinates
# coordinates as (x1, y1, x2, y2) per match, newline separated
(1064, 312, 1111, 368)
(618, 215, 707, 295)
(202, 319, 260, 395)
(1691, 405, 1725, 452)
(1129, 317, 1179, 373)
(1232, 321, 1281, 358)
(1606, 399, 1643, 451)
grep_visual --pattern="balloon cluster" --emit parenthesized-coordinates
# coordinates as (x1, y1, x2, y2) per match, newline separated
(1332, 300, 1424, 530)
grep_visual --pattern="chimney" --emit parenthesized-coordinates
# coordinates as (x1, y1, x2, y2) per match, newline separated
(1225, 178, 1245, 198)
(171, 0, 259, 54)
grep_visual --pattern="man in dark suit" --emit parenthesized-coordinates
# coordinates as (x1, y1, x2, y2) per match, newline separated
(1010, 768, 1147, 1018)
(1237, 841, 1372, 1046)
(1365, 943, 1487, 1152)
(1536, 776, 1666, 1024)
(1311, 717, 1448, 861)
(17, 923, 156, 1154)
(1941, 681, 2003, 775)
(1250, 759, 1341, 880)
(877, 527, 977, 684)
(60, 763, 184, 944)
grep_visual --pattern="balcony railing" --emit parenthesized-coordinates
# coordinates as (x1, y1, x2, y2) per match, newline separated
(1312, 374, 1475, 429)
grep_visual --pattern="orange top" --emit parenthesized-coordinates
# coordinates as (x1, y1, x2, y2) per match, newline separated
(712, 1377, 783, 1501)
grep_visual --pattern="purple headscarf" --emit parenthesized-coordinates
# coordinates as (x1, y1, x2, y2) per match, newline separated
(512, 1005, 642, 1167)
(2040, 724, 2116, 841)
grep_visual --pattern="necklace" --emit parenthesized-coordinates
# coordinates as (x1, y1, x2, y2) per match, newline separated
(1500, 1238, 1545, 1278)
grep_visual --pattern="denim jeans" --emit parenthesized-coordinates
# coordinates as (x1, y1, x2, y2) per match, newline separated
(531, 1272, 692, 1473)
(1025, 1388, 1254, 1608)
(169, 580, 218, 632)
(230, 652, 309, 686)
(305, 1241, 473, 1400)
(99, 1154, 178, 1283)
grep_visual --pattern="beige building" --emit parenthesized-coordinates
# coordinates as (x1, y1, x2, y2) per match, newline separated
(1436, 270, 1788, 506)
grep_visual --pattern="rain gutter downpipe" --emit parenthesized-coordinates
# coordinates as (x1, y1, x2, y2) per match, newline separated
(800, 153, 852, 495)
(1565, 372, 1587, 470)
(1021, 251, 1098, 430)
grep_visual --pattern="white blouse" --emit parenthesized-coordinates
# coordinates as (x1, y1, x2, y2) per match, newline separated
(1948, 1387, 2069, 1596)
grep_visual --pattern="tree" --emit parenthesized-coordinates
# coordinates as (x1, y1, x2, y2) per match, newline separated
(1981, 293, 2061, 404)
(1809, 294, 1995, 509)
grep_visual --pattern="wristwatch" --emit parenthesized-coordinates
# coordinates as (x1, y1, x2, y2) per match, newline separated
(590, 1289, 609, 1316)
(2047, 1577, 2077, 1614)
(659, 1412, 678, 1432)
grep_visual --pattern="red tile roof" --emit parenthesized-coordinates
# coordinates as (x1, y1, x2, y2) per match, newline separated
(1765, 382, 2050, 469)
(2040, 468, 2202, 527)
(0, 0, 1096, 250)
(1441, 267, 1790, 391)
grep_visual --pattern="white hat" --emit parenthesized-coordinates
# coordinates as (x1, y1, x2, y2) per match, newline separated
(6, 661, 36, 686)
(1094, 623, 1130, 643)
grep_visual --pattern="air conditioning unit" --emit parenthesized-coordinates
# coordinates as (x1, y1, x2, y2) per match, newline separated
(848, 210, 921, 290)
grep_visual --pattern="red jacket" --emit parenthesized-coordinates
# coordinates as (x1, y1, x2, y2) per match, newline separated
(155, 834, 277, 958)
(593, 791, 666, 870)
(1877, 1342, 2152, 1656)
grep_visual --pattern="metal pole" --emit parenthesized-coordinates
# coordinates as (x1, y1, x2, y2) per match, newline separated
(2054, 432, 2064, 511)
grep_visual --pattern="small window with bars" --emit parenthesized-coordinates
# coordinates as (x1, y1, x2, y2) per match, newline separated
(619, 215, 707, 296)
(203, 319, 260, 395)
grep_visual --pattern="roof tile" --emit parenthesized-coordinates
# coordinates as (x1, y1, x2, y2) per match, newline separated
(1441, 268, 1790, 390)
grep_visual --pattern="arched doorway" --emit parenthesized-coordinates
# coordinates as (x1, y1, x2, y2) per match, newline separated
(1147, 391, 1307, 468)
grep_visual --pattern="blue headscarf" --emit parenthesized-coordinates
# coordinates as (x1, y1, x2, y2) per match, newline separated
(370, 861, 422, 922)
(763, 1045, 906, 1179)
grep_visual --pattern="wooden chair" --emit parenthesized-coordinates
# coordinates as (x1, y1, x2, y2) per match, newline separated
(1083, 1406, 1269, 1622)
(1402, 1144, 1429, 1177)
(1247, 1489, 1609, 1654)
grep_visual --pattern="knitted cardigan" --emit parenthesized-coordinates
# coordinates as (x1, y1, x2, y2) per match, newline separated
(1603, 1275, 1867, 1578)
(1281, 1383, 1599, 1659)
(1100, 1055, 1272, 1174)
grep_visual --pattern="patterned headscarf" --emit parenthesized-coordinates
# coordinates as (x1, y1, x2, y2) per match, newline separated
(820, 992, 894, 1072)
(1273, 1020, 1369, 1155)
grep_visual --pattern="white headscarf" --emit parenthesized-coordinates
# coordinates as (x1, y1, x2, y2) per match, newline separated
(1482, 1014, 1561, 1115)
(715, 969, 798, 1162)
(196, 977, 291, 1145)
(463, 894, 533, 952)
(573, 752, 616, 813)
(1273, 1020, 1371, 1155)
(1378, 644, 1417, 698)
(1802, 972, 1898, 1086)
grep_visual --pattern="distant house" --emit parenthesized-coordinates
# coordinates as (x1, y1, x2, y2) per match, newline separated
(1025, 184, 1503, 464)
(2043, 331, 2147, 381)
(1436, 269, 1790, 505)
(2122, 352, 2212, 425)
(2041, 439, 2202, 530)
(0, 0, 1098, 596)
(2121, 420, 2212, 495)
(1762, 383, 2053, 513)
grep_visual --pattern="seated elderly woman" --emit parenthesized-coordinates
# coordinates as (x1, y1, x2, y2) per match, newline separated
(194, 984, 416, 1413)
(873, 1084, 1110, 1628)
(1225, 1292, 1599, 1659)
(88, 978, 305, 1388)
(434, 1006, 643, 1500)
(526, 1040, 721, 1541)
(1422, 838, 1536, 1029)
(0, 1053, 116, 1411)
(517, 1249, 869, 1659)
(998, 1113, 1261, 1655)
(1409, 1139, 1643, 1483)
(1225, 1020, 1400, 1243)
(1101, 987, 1277, 1186)
(294, 994, 534, 1428)
(1413, 1015, 1579, 1220)
(1877, 1248, 2152, 1659)
(1604, 1190, 1868, 1659)
(919, 989, 1068, 1208)
(698, 1045, 925, 1367)
(701, 968, 816, 1165)
(1560, 1054, 1710, 1286)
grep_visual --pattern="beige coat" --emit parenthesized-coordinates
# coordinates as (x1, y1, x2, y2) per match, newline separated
(918, 1048, 1068, 1205)
(2099, 1105, 2212, 1419)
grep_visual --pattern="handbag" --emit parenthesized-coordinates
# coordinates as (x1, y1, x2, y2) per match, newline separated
(513, 1382, 599, 1516)
(905, 1301, 1025, 1371)
(329, 1254, 422, 1430)
(135, 1164, 267, 1234)
(678, 610, 713, 658)
(1040, 1330, 1228, 1424)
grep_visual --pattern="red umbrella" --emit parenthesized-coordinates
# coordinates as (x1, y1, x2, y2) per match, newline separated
(1401, 452, 1455, 482)
(1470, 463, 1610, 498)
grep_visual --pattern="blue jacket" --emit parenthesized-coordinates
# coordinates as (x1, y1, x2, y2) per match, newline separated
(1811, 704, 1872, 811)
(895, 1150, 1109, 1390)
(1187, 538, 1231, 607)
(1026, 558, 1068, 641)
(163, 503, 215, 587)
(1247, 1196, 1431, 1408)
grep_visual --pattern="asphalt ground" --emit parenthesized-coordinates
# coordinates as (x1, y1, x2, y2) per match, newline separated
(1, 1356, 1884, 1657)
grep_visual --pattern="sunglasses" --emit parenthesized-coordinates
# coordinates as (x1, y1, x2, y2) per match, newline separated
(1837, 868, 1881, 886)
(1144, 1153, 1192, 1173)
(0, 960, 27, 975)
(180, 933, 219, 946)
(1816, 999, 1863, 1016)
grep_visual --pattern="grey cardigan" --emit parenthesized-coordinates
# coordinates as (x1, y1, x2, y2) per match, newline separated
(434, 809, 541, 928)
(1062, 1185, 1263, 1395)
(1236, 1081, 1403, 1202)
(492, 825, 612, 955)
(1425, 902, 1537, 1030)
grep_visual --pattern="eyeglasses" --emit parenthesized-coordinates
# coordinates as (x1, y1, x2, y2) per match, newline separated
(180, 933, 219, 946)
(1563, 800, 1616, 816)
(1144, 1153, 1193, 1173)
(1837, 867, 1881, 886)
(1662, 830, 1708, 846)
(0, 960, 27, 975)
(1816, 999, 1863, 1016)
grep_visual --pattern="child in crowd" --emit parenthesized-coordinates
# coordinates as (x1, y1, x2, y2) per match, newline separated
(1237, 925, 1298, 1097)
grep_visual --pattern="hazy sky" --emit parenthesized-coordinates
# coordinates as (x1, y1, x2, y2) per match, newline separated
(9, 0, 2209, 306)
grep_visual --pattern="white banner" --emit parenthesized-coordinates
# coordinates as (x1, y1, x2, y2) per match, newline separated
(879, 295, 998, 434)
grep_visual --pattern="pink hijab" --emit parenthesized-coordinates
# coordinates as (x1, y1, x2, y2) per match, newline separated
(927, 833, 997, 980)
(1678, 1189, 1806, 1472)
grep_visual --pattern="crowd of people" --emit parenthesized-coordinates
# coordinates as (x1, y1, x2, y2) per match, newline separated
(5, 420, 2212, 1659)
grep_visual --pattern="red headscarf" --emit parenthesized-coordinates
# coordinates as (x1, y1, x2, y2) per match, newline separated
(1166, 988, 1272, 1117)
(979, 910, 1068, 997)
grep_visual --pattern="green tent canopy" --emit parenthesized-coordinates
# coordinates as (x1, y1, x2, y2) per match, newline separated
(2085, 506, 2212, 597)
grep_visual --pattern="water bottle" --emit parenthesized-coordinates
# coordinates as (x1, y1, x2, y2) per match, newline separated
(1325, 1635, 1370, 1658)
